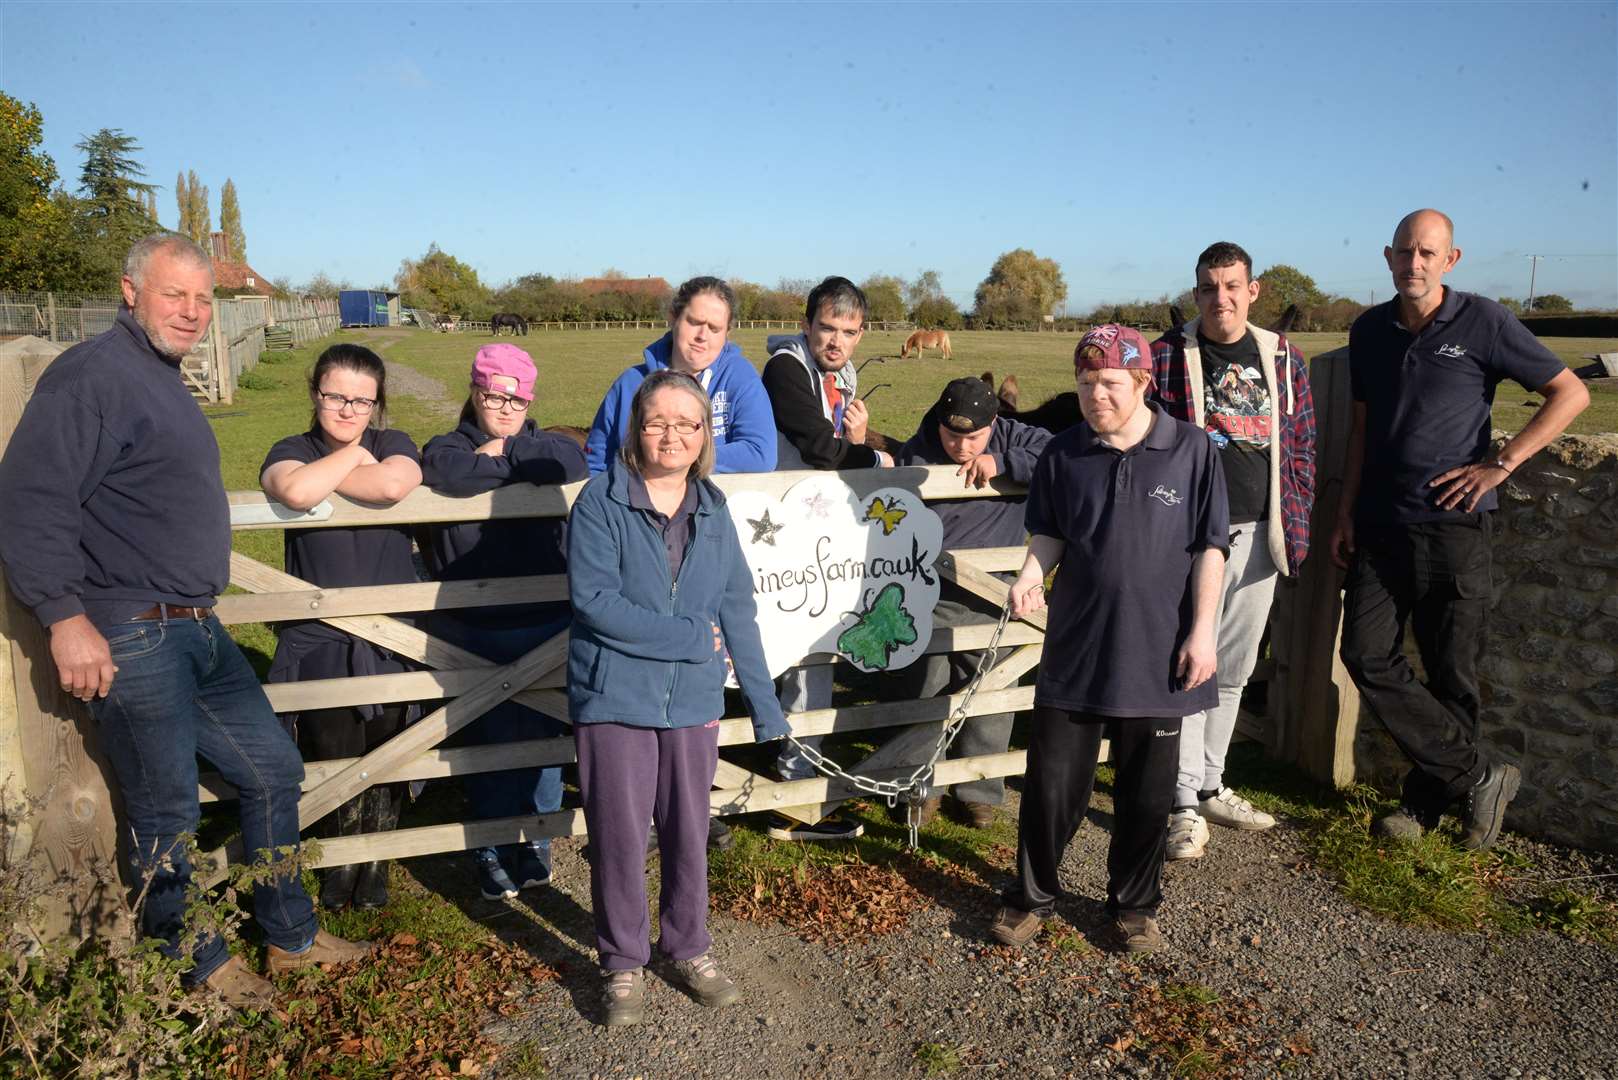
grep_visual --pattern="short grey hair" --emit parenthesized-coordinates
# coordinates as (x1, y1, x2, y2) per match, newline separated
(124, 232, 213, 290)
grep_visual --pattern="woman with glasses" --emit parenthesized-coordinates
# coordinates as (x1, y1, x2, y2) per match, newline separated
(259, 342, 423, 911)
(567, 369, 788, 1027)
(420, 343, 588, 901)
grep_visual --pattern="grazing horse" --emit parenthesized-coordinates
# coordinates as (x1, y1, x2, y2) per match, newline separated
(491, 312, 529, 337)
(900, 329, 952, 360)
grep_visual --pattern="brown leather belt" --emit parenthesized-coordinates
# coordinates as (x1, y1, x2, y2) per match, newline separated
(129, 604, 213, 622)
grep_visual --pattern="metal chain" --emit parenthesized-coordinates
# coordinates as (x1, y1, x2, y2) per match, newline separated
(779, 598, 1015, 848)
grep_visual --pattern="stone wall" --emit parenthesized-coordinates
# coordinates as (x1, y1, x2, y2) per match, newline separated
(1352, 433, 1618, 852)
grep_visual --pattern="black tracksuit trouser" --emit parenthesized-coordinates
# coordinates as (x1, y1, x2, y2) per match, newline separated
(1009, 707, 1181, 919)
(1339, 514, 1492, 821)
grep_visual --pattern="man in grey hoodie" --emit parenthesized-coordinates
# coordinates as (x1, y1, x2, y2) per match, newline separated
(758, 277, 892, 840)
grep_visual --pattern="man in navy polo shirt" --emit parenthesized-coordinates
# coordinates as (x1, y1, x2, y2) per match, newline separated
(1333, 209, 1589, 849)
(989, 325, 1229, 954)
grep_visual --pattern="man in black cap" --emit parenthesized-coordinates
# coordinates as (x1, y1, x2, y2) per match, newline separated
(889, 377, 1052, 826)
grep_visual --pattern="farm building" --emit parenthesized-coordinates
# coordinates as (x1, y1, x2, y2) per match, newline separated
(209, 231, 273, 298)
(339, 289, 402, 327)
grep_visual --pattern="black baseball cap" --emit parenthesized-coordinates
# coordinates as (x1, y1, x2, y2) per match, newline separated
(935, 377, 999, 434)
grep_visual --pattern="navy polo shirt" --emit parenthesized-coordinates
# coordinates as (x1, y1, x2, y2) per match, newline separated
(1349, 289, 1566, 526)
(1025, 404, 1230, 719)
(627, 471, 699, 581)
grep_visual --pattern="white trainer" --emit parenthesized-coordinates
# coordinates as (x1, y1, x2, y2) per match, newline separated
(1165, 809, 1209, 860)
(1199, 786, 1276, 831)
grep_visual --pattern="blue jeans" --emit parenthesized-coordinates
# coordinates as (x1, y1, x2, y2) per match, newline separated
(436, 616, 568, 868)
(90, 614, 315, 984)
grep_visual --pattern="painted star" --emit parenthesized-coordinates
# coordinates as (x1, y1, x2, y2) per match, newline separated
(747, 509, 786, 546)
(801, 492, 834, 519)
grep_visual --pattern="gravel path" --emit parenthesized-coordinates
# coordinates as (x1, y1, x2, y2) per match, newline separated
(349, 331, 458, 419)
(394, 781, 1618, 1080)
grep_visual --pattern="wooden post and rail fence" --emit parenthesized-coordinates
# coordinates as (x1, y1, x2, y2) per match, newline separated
(0, 342, 1360, 943)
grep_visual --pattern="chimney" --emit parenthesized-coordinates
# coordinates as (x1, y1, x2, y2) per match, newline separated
(210, 231, 229, 261)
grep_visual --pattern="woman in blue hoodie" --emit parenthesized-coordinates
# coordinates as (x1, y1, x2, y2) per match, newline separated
(584, 277, 777, 476)
(568, 369, 789, 1027)
(420, 343, 588, 901)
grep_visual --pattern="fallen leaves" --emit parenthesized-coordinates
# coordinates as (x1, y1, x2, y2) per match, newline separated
(217, 932, 557, 1078)
(716, 857, 927, 941)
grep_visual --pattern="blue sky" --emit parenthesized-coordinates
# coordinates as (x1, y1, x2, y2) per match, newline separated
(4, 1, 1615, 310)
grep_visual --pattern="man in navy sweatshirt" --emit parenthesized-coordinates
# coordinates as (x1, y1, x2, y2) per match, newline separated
(0, 234, 371, 1007)
(889, 377, 1051, 827)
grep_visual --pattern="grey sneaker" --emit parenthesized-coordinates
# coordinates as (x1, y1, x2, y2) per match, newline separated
(1106, 913, 1164, 954)
(1461, 762, 1521, 851)
(602, 967, 645, 1027)
(1372, 806, 1430, 842)
(670, 952, 741, 1008)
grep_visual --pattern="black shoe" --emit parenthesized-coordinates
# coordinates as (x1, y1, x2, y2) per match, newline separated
(508, 844, 552, 890)
(352, 862, 390, 909)
(764, 813, 863, 841)
(319, 863, 361, 911)
(317, 795, 365, 909)
(1461, 762, 1521, 851)
(708, 817, 734, 851)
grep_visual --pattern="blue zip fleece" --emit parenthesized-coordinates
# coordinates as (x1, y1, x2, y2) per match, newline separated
(584, 333, 777, 475)
(566, 461, 788, 740)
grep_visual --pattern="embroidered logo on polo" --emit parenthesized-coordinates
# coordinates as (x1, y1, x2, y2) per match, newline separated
(1436, 344, 1468, 358)
(1148, 484, 1182, 507)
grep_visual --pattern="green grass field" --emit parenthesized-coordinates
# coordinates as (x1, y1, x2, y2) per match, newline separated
(241, 326, 1616, 452)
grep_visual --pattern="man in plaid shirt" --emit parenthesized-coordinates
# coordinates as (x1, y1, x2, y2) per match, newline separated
(1149, 241, 1317, 859)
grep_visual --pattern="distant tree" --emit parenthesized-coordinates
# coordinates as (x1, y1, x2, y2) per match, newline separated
(861, 274, 907, 323)
(973, 248, 1067, 326)
(1496, 296, 1525, 315)
(74, 128, 155, 216)
(906, 269, 945, 310)
(1528, 294, 1574, 314)
(145, 188, 158, 222)
(395, 243, 492, 317)
(1252, 264, 1325, 328)
(219, 178, 246, 262)
(175, 171, 191, 237)
(270, 275, 296, 298)
(300, 271, 349, 299)
(184, 169, 210, 246)
(910, 295, 963, 330)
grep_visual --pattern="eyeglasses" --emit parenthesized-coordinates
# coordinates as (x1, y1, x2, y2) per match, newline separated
(641, 420, 704, 436)
(317, 392, 376, 415)
(477, 391, 531, 412)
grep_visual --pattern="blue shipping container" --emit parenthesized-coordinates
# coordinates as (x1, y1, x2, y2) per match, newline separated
(339, 290, 391, 327)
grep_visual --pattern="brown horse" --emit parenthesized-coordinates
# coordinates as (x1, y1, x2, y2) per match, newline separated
(901, 329, 953, 360)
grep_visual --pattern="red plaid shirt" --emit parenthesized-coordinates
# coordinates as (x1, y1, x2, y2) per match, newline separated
(1149, 327, 1317, 575)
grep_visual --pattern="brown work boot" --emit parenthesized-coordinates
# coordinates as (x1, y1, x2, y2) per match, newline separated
(265, 929, 375, 975)
(988, 904, 1046, 947)
(958, 800, 997, 829)
(197, 955, 276, 1009)
(1105, 912, 1164, 954)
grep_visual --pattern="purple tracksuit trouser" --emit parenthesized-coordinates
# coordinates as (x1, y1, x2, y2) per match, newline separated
(576, 720, 720, 970)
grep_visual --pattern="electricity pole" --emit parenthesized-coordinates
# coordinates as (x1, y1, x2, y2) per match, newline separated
(1526, 254, 1542, 312)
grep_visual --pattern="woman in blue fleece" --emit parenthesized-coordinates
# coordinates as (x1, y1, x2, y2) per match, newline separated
(420, 343, 588, 901)
(568, 369, 789, 1027)
(584, 276, 777, 475)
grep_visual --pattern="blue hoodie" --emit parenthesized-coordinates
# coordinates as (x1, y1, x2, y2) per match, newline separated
(584, 333, 778, 475)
